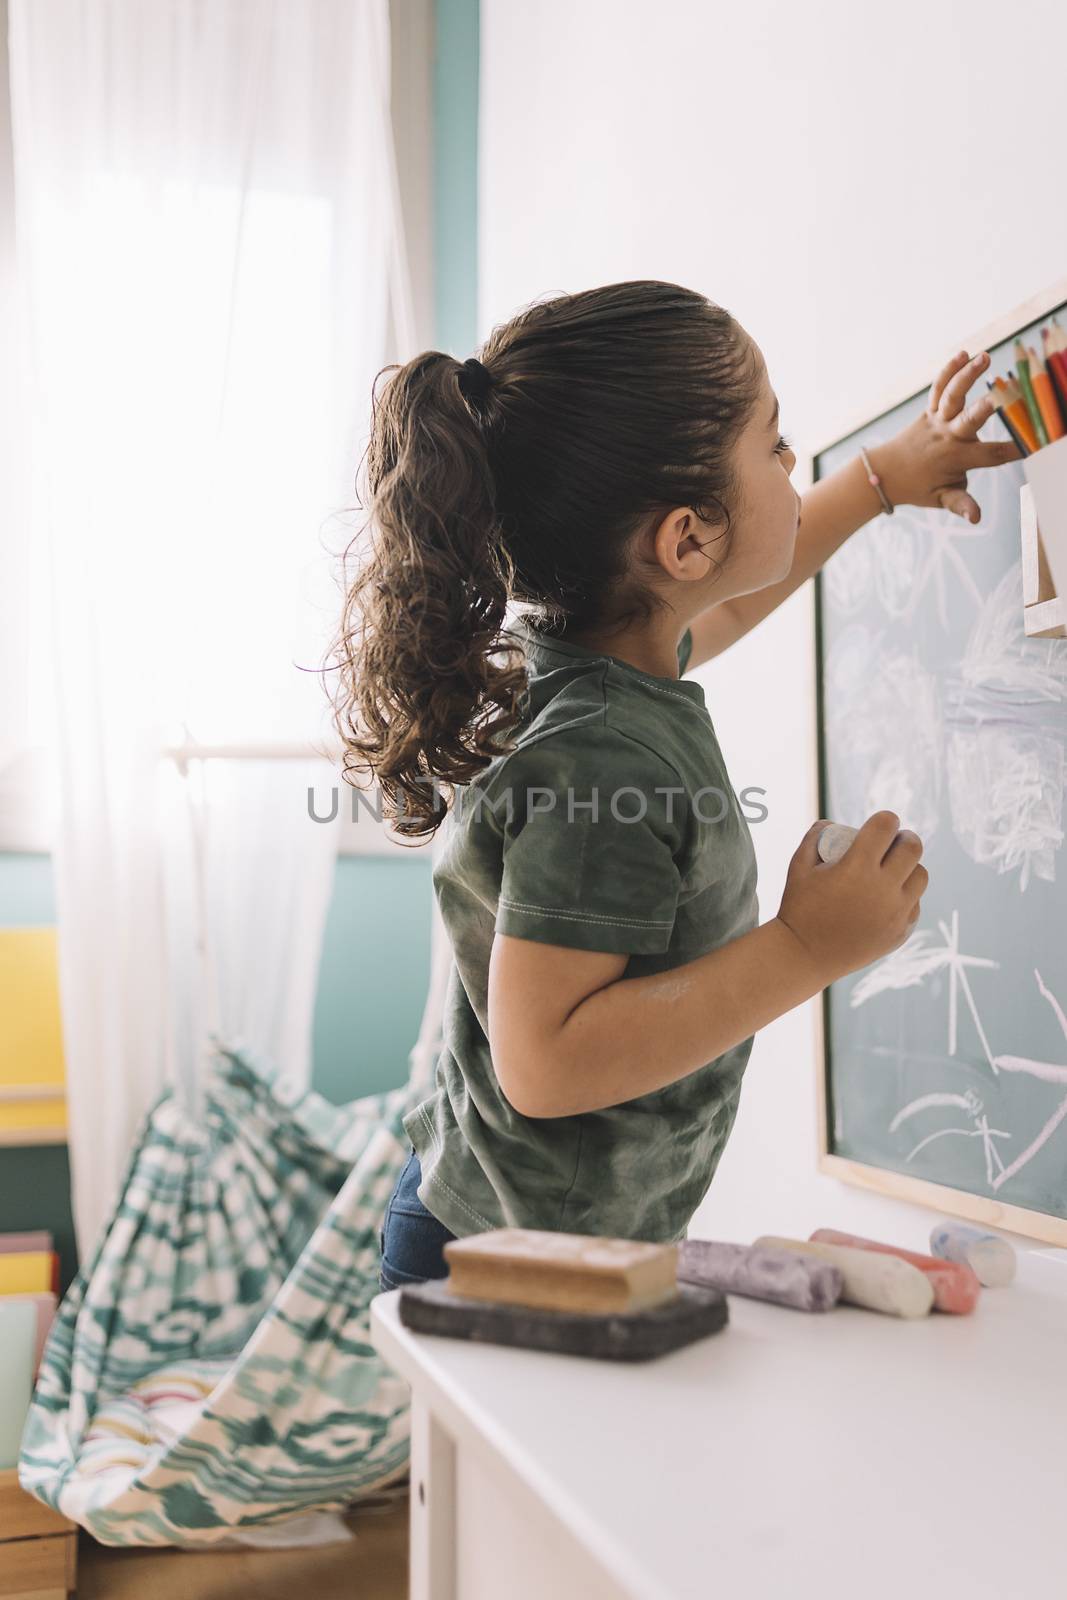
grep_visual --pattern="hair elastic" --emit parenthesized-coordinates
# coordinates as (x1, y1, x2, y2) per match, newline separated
(459, 356, 492, 407)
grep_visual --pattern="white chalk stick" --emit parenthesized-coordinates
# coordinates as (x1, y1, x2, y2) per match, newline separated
(929, 1220, 1016, 1287)
(754, 1235, 934, 1319)
(818, 823, 859, 864)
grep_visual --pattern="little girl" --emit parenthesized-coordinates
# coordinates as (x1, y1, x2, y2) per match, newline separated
(327, 281, 1020, 1295)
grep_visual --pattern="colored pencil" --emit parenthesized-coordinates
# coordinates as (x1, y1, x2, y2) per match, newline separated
(1027, 342, 1066, 441)
(995, 374, 1039, 454)
(1013, 339, 1049, 448)
(1046, 318, 1067, 396)
(1043, 321, 1067, 419)
(986, 380, 1029, 456)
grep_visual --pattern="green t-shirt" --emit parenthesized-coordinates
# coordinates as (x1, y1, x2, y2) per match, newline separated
(401, 615, 760, 1244)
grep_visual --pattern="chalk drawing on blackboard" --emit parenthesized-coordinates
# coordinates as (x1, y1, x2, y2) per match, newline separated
(841, 433, 1020, 633)
(817, 355, 1067, 1231)
(826, 627, 942, 838)
(889, 1088, 1010, 1185)
(850, 907, 1067, 1194)
(947, 723, 1064, 889)
(989, 968, 1067, 1191)
(954, 560, 1067, 703)
(944, 562, 1066, 889)
(823, 532, 873, 614)
(850, 910, 999, 1062)
(867, 506, 987, 629)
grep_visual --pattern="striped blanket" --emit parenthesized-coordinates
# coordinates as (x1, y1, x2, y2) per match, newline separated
(17, 1042, 420, 1546)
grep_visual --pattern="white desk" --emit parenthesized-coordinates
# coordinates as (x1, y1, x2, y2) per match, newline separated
(370, 1243, 1067, 1600)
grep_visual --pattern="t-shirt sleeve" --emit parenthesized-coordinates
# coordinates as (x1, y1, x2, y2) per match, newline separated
(488, 728, 687, 956)
(678, 626, 693, 675)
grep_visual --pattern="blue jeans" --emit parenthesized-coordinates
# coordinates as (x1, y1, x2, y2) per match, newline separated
(378, 1145, 457, 1293)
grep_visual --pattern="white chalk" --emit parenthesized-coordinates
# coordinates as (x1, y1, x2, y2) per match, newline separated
(818, 822, 859, 864)
(754, 1235, 934, 1318)
(929, 1220, 1016, 1287)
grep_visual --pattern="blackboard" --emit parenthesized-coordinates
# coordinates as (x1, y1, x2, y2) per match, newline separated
(814, 283, 1067, 1243)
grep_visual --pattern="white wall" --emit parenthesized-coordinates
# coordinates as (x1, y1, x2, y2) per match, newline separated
(478, 0, 1067, 1254)
(389, 0, 435, 354)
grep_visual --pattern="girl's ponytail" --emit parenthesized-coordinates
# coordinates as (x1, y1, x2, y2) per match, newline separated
(327, 350, 528, 842)
(327, 281, 761, 845)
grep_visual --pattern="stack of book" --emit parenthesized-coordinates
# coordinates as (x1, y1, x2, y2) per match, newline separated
(0, 1230, 58, 1471)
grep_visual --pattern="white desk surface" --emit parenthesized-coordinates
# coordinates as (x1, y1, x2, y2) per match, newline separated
(371, 1243, 1067, 1600)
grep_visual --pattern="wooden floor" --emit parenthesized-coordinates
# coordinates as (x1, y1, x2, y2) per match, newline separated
(75, 1485, 410, 1599)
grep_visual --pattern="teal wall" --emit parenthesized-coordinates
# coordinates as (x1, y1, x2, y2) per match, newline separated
(0, 854, 55, 926)
(312, 855, 433, 1105)
(0, 0, 479, 1295)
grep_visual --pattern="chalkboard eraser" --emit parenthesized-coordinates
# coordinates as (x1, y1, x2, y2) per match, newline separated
(818, 822, 859, 864)
(929, 1221, 1017, 1287)
(397, 1276, 729, 1362)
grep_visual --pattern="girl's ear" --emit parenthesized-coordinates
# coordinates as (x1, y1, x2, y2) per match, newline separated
(646, 506, 693, 581)
(652, 508, 694, 566)
(653, 506, 720, 581)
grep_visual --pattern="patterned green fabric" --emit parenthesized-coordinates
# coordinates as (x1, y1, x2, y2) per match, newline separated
(404, 618, 762, 1245)
(18, 1042, 420, 1546)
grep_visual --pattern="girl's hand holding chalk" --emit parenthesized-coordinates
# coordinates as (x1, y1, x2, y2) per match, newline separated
(862, 349, 1021, 525)
(775, 811, 928, 985)
(817, 822, 858, 864)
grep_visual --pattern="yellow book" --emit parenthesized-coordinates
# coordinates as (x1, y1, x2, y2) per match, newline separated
(0, 1251, 53, 1296)
(0, 927, 67, 1144)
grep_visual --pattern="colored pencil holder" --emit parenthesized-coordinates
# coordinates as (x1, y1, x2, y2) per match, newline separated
(1021, 436, 1067, 638)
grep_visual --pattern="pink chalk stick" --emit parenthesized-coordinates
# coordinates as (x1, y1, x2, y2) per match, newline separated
(810, 1229, 980, 1314)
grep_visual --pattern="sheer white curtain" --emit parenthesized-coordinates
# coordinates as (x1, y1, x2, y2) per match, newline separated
(8, 0, 415, 1259)
(158, 753, 345, 1133)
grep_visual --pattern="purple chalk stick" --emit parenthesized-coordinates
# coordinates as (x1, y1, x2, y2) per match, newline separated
(677, 1239, 844, 1312)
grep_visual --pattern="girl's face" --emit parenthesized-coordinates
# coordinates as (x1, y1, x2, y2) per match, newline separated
(714, 341, 801, 599)
(675, 340, 801, 609)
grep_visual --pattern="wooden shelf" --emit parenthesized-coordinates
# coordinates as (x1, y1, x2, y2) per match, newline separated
(0, 1469, 77, 1598)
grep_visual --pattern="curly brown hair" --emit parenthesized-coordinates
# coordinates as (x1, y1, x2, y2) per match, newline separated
(324, 280, 760, 841)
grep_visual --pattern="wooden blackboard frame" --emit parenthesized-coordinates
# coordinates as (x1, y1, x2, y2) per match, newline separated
(811, 272, 1067, 1246)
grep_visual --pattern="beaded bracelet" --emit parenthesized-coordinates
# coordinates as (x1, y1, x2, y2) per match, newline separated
(859, 445, 894, 516)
